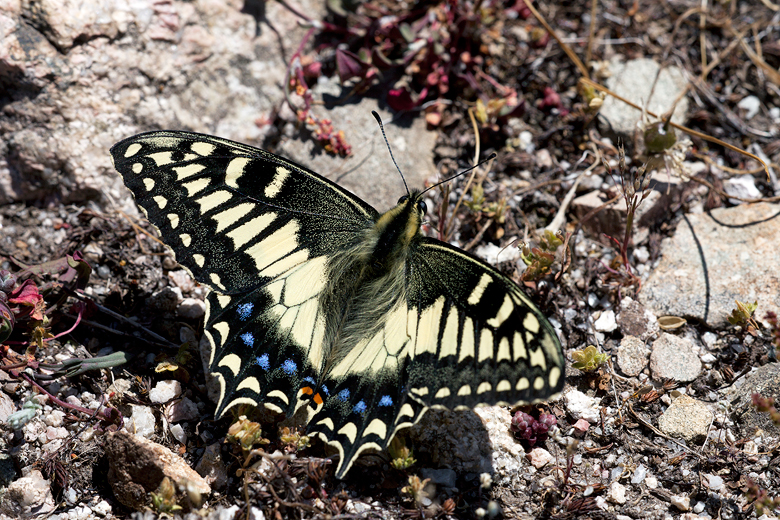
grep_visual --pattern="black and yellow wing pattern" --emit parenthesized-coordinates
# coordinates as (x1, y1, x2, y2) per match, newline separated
(111, 130, 564, 478)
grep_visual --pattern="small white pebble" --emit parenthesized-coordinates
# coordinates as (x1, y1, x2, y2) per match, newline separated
(170, 423, 187, 445)
(705, 474, 724, 491)
(700, 352, 716, 364)
(671, 494, 690, 511)
(608, 482, 627, 504)
(631, 463, 647, 484)
(92, 500, 112, 516)
(594, 310, 617, 332)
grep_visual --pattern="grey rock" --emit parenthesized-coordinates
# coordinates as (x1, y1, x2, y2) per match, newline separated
(725, 362, 780, 438)
(658, 394, 712, 443)
(407, 408, 493, 477)
(640, 202, 780, 327)
(177, 298, 206, 320)
(195, 443, 228, 491)
(170, 397, 200, 423)
(275, 94, 436, 212)
(649, 333, 701, 382)
(21, 0, 119, 52)
(0, 0, 326, 206)
(617, 297, 659, 340)
(600, 58, 688, 137)
(616, 335, 649, 376)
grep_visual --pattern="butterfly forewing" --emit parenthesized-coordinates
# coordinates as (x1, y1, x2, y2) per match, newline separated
(111, 131, 377, 416)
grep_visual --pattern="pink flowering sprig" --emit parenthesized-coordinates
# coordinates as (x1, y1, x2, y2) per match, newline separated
(0, 251, 123, 430)
(282, 28, 352, 157)
(745, 478, 780, 516)
(283, 1, 528, 129)
(752, 394, 780, 427)
(511, 411, 557, 448)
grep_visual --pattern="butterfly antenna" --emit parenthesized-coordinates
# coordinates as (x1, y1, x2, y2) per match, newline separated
(421, 152, 497, 195)
(372, 111, 409, 195)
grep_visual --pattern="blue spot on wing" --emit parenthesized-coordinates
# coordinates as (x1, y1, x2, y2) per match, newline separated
(303, 376, 316, 385)
(379, 395, 393, 407)
(256, 354, 270, 370)
(337, 389, 350, 402)
(237, 303, 254, 320)
(353, 400, 367, 414)
(240, 332, 254, 347)
(321, 385, 329, 396)
(281, 359, 297, 375)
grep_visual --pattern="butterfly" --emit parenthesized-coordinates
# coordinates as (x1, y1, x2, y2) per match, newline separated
(110, 125, 564, 478)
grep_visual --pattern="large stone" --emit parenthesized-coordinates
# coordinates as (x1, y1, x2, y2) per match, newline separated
(275, 92, 437, 212)
(725, 363, 780, 438)
(658, 394, 712, 443)
(649, 333, 702, 383)
(0, 469, 55, 518)
(104, 431, 210, 511)
(640, 203, 780, 327)
(599, 58, 688, 137)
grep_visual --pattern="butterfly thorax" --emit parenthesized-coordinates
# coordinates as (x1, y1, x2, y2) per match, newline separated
(369, 190, 425, 274)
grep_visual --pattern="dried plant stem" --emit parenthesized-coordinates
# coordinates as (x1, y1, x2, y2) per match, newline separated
(579, 77, 770, 180)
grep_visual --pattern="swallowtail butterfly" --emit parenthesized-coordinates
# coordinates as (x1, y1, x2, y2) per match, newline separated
(111, 126, 564, 478)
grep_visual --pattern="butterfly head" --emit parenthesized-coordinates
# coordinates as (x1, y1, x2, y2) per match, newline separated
(396, 190, 427, 218)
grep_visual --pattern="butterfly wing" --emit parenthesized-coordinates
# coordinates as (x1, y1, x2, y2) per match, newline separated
(405, 238, 564, 408)
(110, 131, 378, 417)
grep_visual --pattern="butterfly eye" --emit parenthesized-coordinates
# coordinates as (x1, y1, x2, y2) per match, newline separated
(398, 195, 409, 204)
(418, 200, 427, 214)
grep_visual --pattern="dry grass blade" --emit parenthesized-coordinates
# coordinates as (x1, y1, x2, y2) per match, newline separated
(737, 35, 780, 85)
(521, 0, 589, 78)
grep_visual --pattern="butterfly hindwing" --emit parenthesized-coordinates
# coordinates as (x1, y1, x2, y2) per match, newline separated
(406, 239, 564, 409)
(110, 131, 377, 416)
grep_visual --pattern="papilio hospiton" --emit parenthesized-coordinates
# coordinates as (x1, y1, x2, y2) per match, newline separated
(111, 127, 565, 478)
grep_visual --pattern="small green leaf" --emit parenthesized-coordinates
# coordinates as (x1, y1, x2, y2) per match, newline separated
(571, 345, 609, 372)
